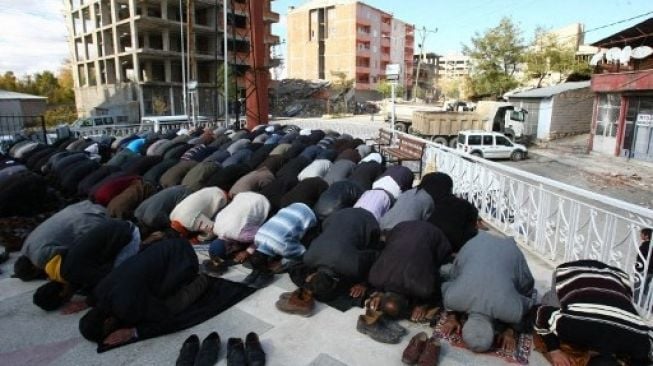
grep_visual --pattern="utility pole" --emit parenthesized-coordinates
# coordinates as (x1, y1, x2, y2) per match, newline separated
(413, 26, 437, 102)
(223, 0, 229, 126)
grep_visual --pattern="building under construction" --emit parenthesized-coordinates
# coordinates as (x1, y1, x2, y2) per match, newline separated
(64, 0, 279, 126)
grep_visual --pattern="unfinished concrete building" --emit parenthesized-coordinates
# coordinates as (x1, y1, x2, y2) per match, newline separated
(64, 0, 279, 123)
(287, 0, 414, 100)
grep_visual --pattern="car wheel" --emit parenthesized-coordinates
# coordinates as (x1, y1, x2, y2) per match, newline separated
(431, 136, 448, 145)
(471, 151, 483, 158)
(510, 150, 524, 161)
(448, 137, 458, 148)
(407, 126, 416, 135)
(394, 123, 407, 132)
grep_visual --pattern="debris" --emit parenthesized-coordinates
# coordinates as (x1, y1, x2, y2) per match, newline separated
(270, 79, 331, 117)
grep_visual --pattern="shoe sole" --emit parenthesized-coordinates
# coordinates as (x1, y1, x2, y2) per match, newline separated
(275, 300, 312, 317)
(356, 323, 401, 344)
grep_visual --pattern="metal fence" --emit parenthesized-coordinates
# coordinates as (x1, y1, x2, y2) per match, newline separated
(71, 120, 223, 139)
(0, 115, 48, 151)
(414, 130, 653, 318)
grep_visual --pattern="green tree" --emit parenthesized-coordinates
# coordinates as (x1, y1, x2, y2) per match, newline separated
(524, 27, 592, 87)
(463, 17, 525, 97)
(376, 80, 405, 99)
(0, 71, 18, 91)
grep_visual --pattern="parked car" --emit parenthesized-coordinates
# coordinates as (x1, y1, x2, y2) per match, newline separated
(456, 130, 527, 161)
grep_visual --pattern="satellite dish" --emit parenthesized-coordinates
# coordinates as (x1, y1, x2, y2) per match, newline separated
(620, 46, 632, 65)
(632, 46, 653, 59)
(590, 51, 604, 66)
(607, 47, 621, 62)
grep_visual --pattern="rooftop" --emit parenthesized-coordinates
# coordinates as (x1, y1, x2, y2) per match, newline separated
(0, 90, 47, 101)
(508, 81, 591, 99)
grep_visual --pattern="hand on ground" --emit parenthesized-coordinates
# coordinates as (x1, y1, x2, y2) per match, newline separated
(549, 350, 572, 366)
(498, 328, 516, 354)
(349, 284, 367, 298)
(103, 328, 136, 346)
(367, 292, 382, 311)
(60, 300, 88, 315)
(234, 251, 250, 263)
(440, 314, 461, 336)
(410, 305, 427, 322)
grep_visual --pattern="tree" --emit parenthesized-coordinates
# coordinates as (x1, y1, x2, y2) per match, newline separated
(376, 80, 405, 99)
(524, 27, 592, 87)
(216, 63, 239, 102)
(151, 95, 169, 116)
(438, 78, 461, 100)
(463, 17, 525, 97)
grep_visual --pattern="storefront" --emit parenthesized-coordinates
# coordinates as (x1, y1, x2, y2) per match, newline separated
(589, 18, 653, 162)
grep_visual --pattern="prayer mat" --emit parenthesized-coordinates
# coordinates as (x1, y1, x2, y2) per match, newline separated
(431, 311, 533, 365)
(96, 277, 257, 353)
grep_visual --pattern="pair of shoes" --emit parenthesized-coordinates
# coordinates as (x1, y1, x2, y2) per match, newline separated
(201, 259, 229, 278)
(275, 288, 314, 317)
(401, 332, 441, 365)
(227, 332, 266, 366)
(242, 270, 275, 289)
(176, 332, 220, 366)
(356, 311, 402, 344)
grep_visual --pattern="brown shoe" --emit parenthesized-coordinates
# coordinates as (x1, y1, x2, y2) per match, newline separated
(417, 338, 441, 366)
(402, 332, 428, 365)
(275, 289, 314, 316)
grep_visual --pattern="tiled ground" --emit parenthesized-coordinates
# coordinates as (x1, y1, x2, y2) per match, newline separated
(0, 245, 553, 366)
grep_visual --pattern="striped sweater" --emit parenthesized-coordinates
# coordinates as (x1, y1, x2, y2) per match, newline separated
(535, 260, 652, 361)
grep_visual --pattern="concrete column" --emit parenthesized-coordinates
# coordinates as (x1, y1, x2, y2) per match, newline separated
(161, 0, 168, 19)
(110, 0, 120, 82)
(165, 59, 172, 83)
(129, 0, 144, 118)
(169, 87, 175, 115)
(163, 29, 170, 51)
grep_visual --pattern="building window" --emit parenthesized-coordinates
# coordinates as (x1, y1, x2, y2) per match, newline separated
(595, 94, 620, 138)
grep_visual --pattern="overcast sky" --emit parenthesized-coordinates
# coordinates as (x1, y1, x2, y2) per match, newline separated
(1, 0, 651, 76)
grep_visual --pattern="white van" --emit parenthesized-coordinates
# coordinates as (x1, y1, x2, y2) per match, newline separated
(70, 115, 130, 129)
(141, 115, 211, 133)
(456, 130, 528, 161)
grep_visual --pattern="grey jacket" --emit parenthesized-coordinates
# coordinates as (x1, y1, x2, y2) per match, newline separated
(379, 188, 434, 231)
(442, 231, 535, 324)
(21, 200, 107, 267)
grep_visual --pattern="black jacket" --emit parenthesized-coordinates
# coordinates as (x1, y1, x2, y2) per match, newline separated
(313, 181, 364, 220)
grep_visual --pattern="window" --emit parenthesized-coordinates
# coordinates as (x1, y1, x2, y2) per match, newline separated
(496, 135, 512, 146)
(596, 94, 620, 138)
(510, 110, 526, 122)
(467, 135, 481, 145)
(482, 135, 493, 145)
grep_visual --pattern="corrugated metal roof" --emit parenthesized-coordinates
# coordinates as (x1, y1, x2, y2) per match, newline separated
(0, 90, 47, 100)
(508, 81, 591, 99)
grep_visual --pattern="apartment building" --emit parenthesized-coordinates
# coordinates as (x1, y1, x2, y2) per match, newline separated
(64, 0, 279, 123)
(439, 53, 471, 79)
(287, 0, 414, 100)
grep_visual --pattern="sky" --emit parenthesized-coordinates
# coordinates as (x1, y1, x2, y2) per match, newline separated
(0, 0, 651, 76)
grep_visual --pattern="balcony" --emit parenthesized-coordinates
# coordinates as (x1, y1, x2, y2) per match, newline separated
(265, 34, 281, 45)
(357, 31, 371, 41)
(356, 65, 370, 74)
(263, 10, 280, 23)
(591, 68, 653, 93)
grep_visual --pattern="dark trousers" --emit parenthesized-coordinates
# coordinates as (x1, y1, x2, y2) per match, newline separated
(164, 274, 210, 315)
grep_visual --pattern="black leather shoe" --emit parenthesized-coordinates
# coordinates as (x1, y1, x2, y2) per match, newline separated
(250, 271, 274, 289)
(227, 338, 247, 366)
(176, 334, 200, 366)
(194, 332, 220, 366)
(245, 332, 266, 366)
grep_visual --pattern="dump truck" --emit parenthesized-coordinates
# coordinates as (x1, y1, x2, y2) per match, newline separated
(408, 101, 528, 147)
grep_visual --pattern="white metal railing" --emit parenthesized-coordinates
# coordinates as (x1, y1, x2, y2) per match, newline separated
(412, 130, 653, 318)
(71, 121, 221, 138)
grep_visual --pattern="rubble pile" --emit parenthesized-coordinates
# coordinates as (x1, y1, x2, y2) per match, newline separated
(270, 79, 331, 117)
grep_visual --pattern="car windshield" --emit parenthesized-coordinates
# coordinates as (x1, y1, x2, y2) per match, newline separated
(457, 134, 465, 144)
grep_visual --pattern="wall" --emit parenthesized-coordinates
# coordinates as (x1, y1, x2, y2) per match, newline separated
(287, 8, 318, 79)
(75, 83, 140, 122)
(549, 88, 594, 139)
(325, 3, 356, 80)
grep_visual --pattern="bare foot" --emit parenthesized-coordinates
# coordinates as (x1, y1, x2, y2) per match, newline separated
(60, 300, 88, 315)
(440, 314, 461, 336)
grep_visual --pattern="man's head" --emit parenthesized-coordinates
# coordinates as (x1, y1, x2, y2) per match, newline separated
(305, 269, 340, 301)
(462, 313, 495, 353)
(33, 281, 67, 311)
(13, 255, 43, 281)
(79, 308, 117, 343)
(641, 228, 652, 242)
(380, 292, 409, 318)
